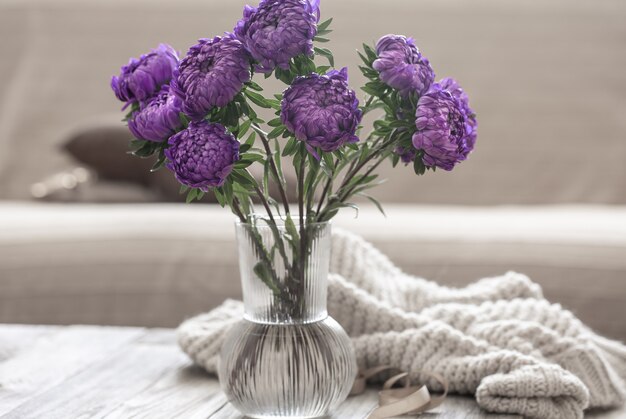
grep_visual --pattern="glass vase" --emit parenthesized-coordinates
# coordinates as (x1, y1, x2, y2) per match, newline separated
(218, 219, 357, 418)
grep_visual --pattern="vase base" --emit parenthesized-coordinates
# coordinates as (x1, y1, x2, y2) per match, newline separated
(244, 414, 328, 419)
(219, 317, 356, 419)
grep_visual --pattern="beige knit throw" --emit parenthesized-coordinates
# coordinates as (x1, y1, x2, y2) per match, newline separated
(178, 229, 626, 419)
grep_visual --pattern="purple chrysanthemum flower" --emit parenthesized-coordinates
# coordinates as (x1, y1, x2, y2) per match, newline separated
(281, 67, 362, 156)
(234, 0, 320, 73)
(439, 77, 477, 153)
(172, 35, 251, 120)
(373, 35, 434, 97)
(164, 121, 240, 190)
(127, 85, 183, 143)
(412, 83, 473, 171)
(111, 44, 179, 105)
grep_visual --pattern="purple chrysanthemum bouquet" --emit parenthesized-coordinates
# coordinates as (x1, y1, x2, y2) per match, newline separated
(111, 0, 476, 309)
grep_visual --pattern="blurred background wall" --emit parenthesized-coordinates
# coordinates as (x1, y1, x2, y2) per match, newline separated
(0, 0, 624, 204)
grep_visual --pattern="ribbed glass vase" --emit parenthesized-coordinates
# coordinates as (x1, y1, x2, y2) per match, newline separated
(218, 219, 357, 418)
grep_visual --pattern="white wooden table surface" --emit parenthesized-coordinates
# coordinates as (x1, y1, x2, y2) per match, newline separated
(0, 325, 622, 419)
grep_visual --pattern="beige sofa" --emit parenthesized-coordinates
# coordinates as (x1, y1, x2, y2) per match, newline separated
(1, 203, 625, 343)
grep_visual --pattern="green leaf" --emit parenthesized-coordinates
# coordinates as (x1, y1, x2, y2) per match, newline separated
(357, 51, 371, 66)
(244, 90, 271, 109)
(223, 101, 240, 127)
(389, 119, 411, 129)
(241, 100, 258, 120)
(314, 37, 330, 43)
(273, 139, 286, 186)
(316, 65, 331, 74)
(268, 125, 286, 139)
(361, 85, 381, 97)
(357, 144, 370, 165)
(267, 118, 283, 127)
(246, 80, 263, 91)
(292, 54, 317, 76)
(179, 185, 189, 194)
(317, 17, 333, 32)
(244, 131, 256, 147)
(238, 119, 252, 137)
(150, 149, 167, 172)
(186, 188, 198, 204)
(361, 193, 386, 216)
(363, 43, 377, 62)
(303, 161, 319, 197)
(292, 143, 307, 182)
(342, 202, 359, 218)
(413, 156, 426, 175)
(266, 99, 282, 110)
(322, 151, 335, 170)
(253, 262, 279, 294)
(234, 188, 252, 216)
(359, 66, 378, 79)
(319, 153, 334, 178)
(282, 137, 299, 157)
(214, 187, 226, 207)
(222, 179, 234, 204)
(284, 215, 300, 247)
(234, 160, 253, 169)
(230, 169, 258, 189)
(348, 173, 378, 189)
(392, 153, 401, 168)
(243, 153, 264, 163)
(131, 141, 159, 158)
(366, 80, 384, 92)
(129, 139, 144, 148)
(275, 67, 294, 85)
(239, 143, 252, 154)
(263, 160, 271, 199)
(314, 47, 334, 67)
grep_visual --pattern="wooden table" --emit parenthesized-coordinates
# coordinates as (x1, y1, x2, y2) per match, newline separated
(0, 325, 622, 419)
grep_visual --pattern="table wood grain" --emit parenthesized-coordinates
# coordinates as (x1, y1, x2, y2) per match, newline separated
(0, 325, 622, 419)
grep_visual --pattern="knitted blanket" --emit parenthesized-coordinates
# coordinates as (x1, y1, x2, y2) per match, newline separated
(178, 229, 626, 419)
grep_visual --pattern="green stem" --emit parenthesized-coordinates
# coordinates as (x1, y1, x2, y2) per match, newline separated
(315, 137, 393, 222)
(315, 157, 339, 216)
(337, 157, 386, 202)
(231, 198, 247, 223)
(305, 163, 320, 218)
(339, 137, 392, 190)
(252, 184, 292, 274)
(253, 124, 291, 217)
(232, 198, 283, 295)
(297, 149, 306, 279)
(253, 184, 276, 224)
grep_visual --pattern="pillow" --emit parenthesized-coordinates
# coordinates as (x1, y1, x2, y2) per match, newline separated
(61, 125, 298, 203)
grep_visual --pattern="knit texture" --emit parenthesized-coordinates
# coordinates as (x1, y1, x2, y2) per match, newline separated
(178, 229, 626, 419)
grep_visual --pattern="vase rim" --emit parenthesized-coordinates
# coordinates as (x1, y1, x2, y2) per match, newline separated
(235, 213, 331, 228)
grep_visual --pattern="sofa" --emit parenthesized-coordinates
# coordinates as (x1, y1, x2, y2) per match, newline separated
(1, 203, 625, 344)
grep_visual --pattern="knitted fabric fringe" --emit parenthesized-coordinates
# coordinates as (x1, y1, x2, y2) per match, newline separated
(178, 229, 626, 419)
